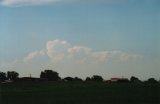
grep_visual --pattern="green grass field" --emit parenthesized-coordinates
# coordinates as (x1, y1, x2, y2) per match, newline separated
(0, 82, 160, 104)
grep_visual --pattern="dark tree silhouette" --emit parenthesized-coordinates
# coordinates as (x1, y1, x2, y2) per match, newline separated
(85, 77, 91, 82)
(0, 72, 7, 81)
(63, 77, 74, 81)
(130, 76, 141, 83)
(146, 78, 158, 84)
(117, 79, 130, 83)
(40, 70, 60, 81)
(7, 71, 19, 81)
(91, 75, 103, 82)
(40, 71, 45, 79)
(74, 77, 83, 81)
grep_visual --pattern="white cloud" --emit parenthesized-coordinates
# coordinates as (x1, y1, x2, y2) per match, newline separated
(91, 51, 112, 63)
(68, 46, 91, 54)
(0, 0, 128, 7)
(21, 39, 142, 64)
(46, 39, 70, 63)
(45, 39, 142, 64)
(67, 46, 92, 63)
(23, 50, 45, 62)
(0, 0, 67, 6)
(0, 39, 144, 78)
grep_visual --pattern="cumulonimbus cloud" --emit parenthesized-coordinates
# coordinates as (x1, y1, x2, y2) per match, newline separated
(44, 39, 142, 64)
(46, 39, 70, 63)
(23, 39, 142, 63)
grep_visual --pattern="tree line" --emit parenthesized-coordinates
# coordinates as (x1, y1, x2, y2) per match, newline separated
(0, 71, 19, 81)
(0, 70, 159, 84)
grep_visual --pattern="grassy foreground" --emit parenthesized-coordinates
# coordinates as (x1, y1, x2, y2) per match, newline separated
(0, 82, 160, 104)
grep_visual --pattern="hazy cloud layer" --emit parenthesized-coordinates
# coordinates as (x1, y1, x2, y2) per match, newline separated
(0, 59, 18, 69)
(23, 39, 142, 64)
(0, 0, 67, 6)
(0, 0, 129, 7)
(23, 50, 45, 62)
(0, 39, 143, 78)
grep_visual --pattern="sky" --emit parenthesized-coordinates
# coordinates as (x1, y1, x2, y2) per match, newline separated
(0, 0, 160, 80)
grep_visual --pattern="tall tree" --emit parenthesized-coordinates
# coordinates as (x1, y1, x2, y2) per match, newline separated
(7, 71, 19, 81)
(0, 72, 7, 81)
(91, 75, 103, 82)
(130, 76, 141, 83)
(85, 77, 91, 82)
(40, 70, 60, 81)
(63, 77, 74, 82)
(146, 78, 158, 84)
(74, 77, 83, 82)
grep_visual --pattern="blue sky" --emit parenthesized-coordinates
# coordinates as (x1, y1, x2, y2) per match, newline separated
(0, 0, 160, 80)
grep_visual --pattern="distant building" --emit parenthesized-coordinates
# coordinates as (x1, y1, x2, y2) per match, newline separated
(110, 77, 129, 83)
